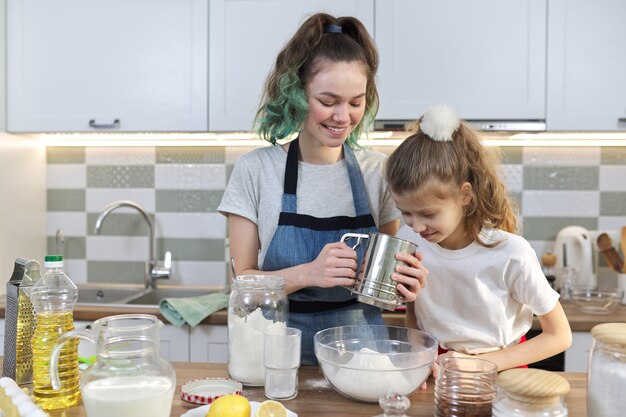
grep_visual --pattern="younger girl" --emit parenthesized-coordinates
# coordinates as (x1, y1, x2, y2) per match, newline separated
(385, 105, 571, 370)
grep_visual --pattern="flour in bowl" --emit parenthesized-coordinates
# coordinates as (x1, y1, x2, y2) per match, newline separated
(325, 347, 428, 402)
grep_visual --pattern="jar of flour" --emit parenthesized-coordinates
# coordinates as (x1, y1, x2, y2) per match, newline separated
(228, 275, 287, 386)
(587, 323, 626, 417)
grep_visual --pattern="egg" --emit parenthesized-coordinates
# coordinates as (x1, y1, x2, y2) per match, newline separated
(0, 377, 17, 388)
(17, 401, 38, 416)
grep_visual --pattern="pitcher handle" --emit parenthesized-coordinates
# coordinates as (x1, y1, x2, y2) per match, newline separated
(50, 328, 95, 390)
(340, 233, 370, 250)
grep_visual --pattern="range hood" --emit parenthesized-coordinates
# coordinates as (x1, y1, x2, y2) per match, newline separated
(374, 120, 546, 132)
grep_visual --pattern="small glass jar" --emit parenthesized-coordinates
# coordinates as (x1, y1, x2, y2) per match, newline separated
(227, 275, 287, 386)
(434, 357, 497, 417)
(493, 368, 569, 417)
(587, 323, 626, 417)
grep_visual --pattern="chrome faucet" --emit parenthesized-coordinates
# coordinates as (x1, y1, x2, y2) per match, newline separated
(94, 200, 171, 289)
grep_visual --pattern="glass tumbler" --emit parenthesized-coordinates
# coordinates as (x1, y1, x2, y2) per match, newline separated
(434, 356, 497, 417)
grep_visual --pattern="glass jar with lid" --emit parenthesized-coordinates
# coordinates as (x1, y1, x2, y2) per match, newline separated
(228, 275, 287, 386)
(493, 368, 569, 417)
(587, 322, 626, 417)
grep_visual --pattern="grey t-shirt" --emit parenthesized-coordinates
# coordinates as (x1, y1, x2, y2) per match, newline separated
(218, 144, 400, 268)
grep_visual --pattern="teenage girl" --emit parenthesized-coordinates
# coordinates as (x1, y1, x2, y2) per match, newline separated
(218, 13, 428, 364)
(385, 105, 572, 371)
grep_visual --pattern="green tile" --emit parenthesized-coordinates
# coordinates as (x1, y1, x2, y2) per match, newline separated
(47, 190, 85, 211)
(47, 147, 85, 164)
(521, 217, 598, 241)
(87, 261, 146, 284)
(600, 192, 626, 216)
(500, 147, 523, 164)
(159, 238, 226, 261)
(523, 166, 598, 190)
(87, 213, 153, 236)
(87, 166, 154, 188)
(156, 147, 226, 164)
(46, 236, 86, 259)
(601, 147, 626, 164)
(156, 190, 224, 212)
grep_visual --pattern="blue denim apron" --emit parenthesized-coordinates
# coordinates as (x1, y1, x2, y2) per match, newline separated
(263, 139, 384, 364)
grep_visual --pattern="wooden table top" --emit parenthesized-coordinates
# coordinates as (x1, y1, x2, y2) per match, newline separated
(41, 362, 587, 417)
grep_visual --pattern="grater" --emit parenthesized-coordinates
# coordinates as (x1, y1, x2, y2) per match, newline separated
(3, 258, 39, 384)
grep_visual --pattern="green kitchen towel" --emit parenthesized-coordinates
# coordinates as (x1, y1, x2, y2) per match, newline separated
(159, 293, 229, 328)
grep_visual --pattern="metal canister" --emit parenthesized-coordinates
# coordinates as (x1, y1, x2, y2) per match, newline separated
(341, 232, 417, 311)
(3, 258, 39, 384)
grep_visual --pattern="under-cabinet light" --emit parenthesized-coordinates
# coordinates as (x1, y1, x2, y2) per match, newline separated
(27, 130, 626, 147)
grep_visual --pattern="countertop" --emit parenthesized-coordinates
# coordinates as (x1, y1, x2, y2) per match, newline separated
(40, 362, 587, 417)
(2, 300, 626, 331)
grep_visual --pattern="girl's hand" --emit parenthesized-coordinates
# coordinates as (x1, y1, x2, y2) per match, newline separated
(305, 242, 358, 288)
(392, 251, 428, 302)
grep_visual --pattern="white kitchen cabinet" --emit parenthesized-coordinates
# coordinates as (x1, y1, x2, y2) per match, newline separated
(375, 0, 546, 125)
(208, 0, 374, 131)
(546, 0, 626, 130)
(564, 331, 592, 372)
(7, 0, 208, 132)
(189, 324, 228, 364)
(160, 324, 190, 362)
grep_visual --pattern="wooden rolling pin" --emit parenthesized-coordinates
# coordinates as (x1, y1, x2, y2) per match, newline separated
(597, 233, 624, 272)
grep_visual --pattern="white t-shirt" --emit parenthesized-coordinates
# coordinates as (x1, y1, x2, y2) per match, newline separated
(218, 144, 400, 267)
(396, 226, 560, 354)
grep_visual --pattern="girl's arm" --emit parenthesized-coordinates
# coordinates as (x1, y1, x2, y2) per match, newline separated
(473, 302, 572, 371)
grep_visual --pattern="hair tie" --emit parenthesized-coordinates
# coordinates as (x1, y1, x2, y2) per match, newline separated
(419, 104, 461, 142)
(325, 24, 343, 33)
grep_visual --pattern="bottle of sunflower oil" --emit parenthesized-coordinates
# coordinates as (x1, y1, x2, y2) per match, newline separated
(30, 255, 80, 410)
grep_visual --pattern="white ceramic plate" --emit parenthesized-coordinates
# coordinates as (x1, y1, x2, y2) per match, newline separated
(180, 401, 298, 417)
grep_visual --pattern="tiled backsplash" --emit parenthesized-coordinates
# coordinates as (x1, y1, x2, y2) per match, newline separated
(46, 145, 626, 287)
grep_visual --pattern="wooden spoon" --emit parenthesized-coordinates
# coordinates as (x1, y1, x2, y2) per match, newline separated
(597, 233, 624, 272)
(621, 227, 626, 273)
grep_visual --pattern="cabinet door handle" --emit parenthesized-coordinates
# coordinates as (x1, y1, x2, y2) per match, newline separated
(618, 118, 626, 126)
(89, 119, 120, 129)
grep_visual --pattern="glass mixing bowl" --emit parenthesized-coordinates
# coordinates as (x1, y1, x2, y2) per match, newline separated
(313, 325, 438, 403)
(571, 288, 623, 314)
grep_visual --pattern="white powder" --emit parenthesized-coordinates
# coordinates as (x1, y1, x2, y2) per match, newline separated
(587, 352, 626, 417)
(228, 308, 285, 386)
(324, 348, 428, 402)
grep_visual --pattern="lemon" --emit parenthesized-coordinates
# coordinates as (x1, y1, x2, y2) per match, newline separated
(255, 400, 288, 417)
(206, 394, 251, 417)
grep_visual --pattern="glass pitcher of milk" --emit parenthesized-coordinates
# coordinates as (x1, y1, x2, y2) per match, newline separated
(49, 314, 176, 417)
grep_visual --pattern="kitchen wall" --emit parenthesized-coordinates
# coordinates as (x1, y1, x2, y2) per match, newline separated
(45, 143, 626, 288)
(0, 0, 47, 281)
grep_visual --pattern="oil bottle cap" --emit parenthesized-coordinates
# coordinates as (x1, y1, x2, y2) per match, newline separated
(44, 255, 64, 268)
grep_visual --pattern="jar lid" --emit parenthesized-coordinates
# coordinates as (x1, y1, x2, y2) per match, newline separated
(591, 323, 626, 346)
(497, 369, 569, 404)
(180, 378, 243, 405)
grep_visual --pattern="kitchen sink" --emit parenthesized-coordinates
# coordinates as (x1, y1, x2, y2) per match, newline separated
(75, 285, 223, 307)
(125, 287, 217, 306)
(76, 285, 144, 305)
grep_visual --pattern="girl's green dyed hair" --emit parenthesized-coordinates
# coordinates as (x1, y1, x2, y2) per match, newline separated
(254, 13, 379, 147)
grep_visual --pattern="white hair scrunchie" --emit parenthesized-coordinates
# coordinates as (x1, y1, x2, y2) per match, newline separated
(419, 104, 460, 142)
